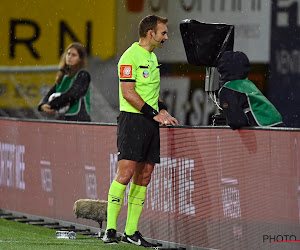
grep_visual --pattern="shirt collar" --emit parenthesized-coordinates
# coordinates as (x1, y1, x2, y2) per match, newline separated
(132, 42, 152, 55)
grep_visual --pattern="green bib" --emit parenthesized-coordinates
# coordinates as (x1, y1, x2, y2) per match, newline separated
(220, 79, 282, 126)
(56, 69, 90, 115)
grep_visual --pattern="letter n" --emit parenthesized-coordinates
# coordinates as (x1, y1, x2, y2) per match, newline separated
(59, 21, 91, 57)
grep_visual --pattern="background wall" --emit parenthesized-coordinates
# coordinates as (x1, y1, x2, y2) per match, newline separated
(269, 0, 300, 127)
(0, 0, 284, 126)
(1, 118, 300, 249)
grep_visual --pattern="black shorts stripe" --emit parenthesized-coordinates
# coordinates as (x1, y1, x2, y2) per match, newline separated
(120, 79, 136, 82)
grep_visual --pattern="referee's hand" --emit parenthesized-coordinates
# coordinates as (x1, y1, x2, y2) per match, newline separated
(154, 110, 179, 126)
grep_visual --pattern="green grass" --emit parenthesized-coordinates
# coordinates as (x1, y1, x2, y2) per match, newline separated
(0, 218, 143, 249)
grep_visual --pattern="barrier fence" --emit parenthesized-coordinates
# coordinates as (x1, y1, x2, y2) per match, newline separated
(0, 118, 300, 249)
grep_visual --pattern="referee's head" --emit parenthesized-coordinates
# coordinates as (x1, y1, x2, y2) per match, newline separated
(138, 15, 168, 38)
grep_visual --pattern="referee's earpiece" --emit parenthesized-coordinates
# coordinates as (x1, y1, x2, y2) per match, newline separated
(150, 31, 162, 43)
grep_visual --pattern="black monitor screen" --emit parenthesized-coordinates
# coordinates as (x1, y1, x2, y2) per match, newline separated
(180, 19, 234, 67)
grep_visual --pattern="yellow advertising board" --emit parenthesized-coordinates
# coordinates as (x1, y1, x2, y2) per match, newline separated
(0, 70, 56, 108)
(0, 0, 116, 66)
(0, 0, 116, 110)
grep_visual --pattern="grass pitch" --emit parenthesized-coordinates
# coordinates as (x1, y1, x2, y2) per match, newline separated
(0, 218, 144, 249)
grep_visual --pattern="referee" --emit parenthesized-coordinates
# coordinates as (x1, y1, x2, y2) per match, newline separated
(103, 15, 178, 247)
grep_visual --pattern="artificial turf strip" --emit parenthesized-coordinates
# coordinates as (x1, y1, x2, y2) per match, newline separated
(0, 218, 143, 250)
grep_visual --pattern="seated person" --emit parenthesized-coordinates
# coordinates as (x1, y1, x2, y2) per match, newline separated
(217, 51, 284, 130)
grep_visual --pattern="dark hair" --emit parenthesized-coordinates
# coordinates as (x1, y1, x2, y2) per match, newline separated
(138, 15, 168, 38)
(56, 42, 87, 84)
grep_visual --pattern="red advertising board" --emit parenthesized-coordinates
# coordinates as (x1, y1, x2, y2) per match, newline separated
(1, 119, 300, 249)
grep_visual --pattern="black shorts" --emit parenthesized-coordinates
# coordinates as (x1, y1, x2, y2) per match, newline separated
(117, 111, 160, 163)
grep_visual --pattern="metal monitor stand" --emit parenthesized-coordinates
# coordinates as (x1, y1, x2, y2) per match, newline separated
(205, 67, 225, 125)
(205, 67, 221, 108)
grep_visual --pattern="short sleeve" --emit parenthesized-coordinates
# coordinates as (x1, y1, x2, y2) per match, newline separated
(118, 55, 136, 82)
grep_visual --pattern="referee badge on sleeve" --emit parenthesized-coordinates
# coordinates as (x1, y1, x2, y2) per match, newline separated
(120, 65, 132, 78)
(143, 70, 149, 78)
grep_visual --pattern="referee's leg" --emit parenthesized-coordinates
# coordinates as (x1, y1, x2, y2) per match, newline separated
(115, 160, 137, 185)
(133, 162, 155, 186)
(122, 162, 156, 247)
(103, 160, 136, 244)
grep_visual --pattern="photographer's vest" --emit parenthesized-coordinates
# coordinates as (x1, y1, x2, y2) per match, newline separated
(219, 79, 282, 126)
(56, 69, 91, 115)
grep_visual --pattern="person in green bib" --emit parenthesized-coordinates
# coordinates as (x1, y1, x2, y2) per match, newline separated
(217, 51, 284, 130)
(103, 15, 178, 247)
(38, 42, 91, 122)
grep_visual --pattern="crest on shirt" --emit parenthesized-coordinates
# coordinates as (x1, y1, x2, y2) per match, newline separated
(143, 70, 149, 78)
(120, 65, 132, 78)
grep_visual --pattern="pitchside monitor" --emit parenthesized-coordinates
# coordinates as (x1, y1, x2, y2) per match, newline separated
(180, 19, 234, 67)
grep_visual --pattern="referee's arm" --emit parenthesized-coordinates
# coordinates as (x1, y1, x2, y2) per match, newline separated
(121, 81, 145, 111)
(121, 82, 178, 126)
